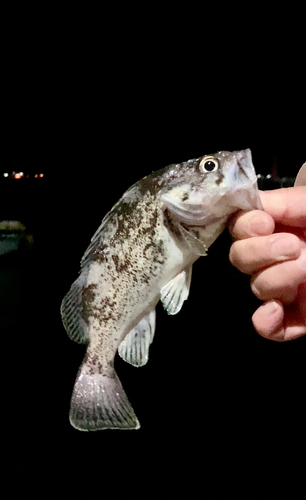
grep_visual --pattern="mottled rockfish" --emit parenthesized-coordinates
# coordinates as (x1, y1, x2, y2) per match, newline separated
(61, 149, 262, 431)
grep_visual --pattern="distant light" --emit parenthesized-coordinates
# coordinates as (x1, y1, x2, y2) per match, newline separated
(3, 173, 9, 177)
(39, 173, 44, 178)
(14, 172, 24, 179)
(266, 174, 271, 179)
(256, 174, 262, 179)
(34, 173, 44, 178)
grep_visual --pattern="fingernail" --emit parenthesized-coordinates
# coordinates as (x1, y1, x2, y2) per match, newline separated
(259, 300, 281, 318)
(270, 234, 301, 260)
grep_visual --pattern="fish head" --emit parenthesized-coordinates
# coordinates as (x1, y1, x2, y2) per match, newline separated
(161, 149, 262, 227)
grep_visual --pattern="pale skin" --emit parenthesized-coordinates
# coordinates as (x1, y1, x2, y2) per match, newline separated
(228, 186, 306, 341)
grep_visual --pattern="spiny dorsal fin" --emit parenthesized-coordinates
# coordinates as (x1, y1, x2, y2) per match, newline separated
(81, 210, 118, 268)
(177, 224, 208, 256)
(118, 310, 156, 367)
(160, 264, 192, 315)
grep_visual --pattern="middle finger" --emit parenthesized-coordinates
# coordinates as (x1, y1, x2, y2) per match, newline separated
(229, 232, 301, 275)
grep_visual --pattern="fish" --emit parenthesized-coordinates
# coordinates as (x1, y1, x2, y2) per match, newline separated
(61, 148, 262, 431)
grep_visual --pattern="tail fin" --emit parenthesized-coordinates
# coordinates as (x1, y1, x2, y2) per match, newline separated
(69, 369, 140, 431)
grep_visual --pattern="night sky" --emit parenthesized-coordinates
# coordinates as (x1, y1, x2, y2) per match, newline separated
(3, 95, 305, 180)
(3, 48, 305, 184)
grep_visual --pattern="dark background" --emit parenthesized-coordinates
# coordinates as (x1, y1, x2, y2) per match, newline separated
(2, 129, 305, 500)
(1, 14, 306, 500)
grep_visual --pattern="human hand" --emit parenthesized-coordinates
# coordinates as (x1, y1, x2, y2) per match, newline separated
(229, 187, 306, 341)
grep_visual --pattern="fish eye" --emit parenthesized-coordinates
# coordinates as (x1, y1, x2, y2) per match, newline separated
(199, 156, 220, 173)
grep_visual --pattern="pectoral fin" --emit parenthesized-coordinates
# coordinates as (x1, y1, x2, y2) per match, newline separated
(178, 224, 208, 256)
(118, 310, 156, 367)
(160, 264, 192, 315)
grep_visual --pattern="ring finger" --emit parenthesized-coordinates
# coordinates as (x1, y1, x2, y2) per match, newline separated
(251, 249, 306, 304)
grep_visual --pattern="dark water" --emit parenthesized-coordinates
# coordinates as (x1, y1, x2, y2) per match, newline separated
(2, 174, 306, 499)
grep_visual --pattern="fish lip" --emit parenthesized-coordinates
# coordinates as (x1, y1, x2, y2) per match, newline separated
(221, 149, 254, 184)
(236, 149, 254, 179)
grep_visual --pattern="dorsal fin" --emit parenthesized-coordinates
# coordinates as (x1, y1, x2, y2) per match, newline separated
(118, 310, 156, 367)
(61, 273, 90, 344)
(62, 203, 120, 343)
(81, 210, 118, 268)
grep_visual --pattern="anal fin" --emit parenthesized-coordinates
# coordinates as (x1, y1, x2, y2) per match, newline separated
(118, 310, 156, 367)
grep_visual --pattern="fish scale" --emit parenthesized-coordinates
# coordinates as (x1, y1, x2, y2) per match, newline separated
(61, 149, 261, 431)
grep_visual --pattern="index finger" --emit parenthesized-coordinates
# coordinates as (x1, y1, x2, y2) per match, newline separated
(228, 209, 275, 239)
(259, 187, 306, 227)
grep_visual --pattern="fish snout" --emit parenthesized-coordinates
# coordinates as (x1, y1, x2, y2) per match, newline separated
(230, 148, 253, 182)
(224, 149, 263, 211)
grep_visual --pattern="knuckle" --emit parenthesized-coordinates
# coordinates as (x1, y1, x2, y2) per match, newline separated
(250, 265, 299, 304)
(229, 242, 249, 273)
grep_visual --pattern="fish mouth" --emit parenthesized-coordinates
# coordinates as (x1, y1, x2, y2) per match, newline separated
(180, 221, 205, 232)
(236, 149, 255, 182)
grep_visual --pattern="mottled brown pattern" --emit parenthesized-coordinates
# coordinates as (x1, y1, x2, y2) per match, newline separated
(79, 187, 171, 375)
